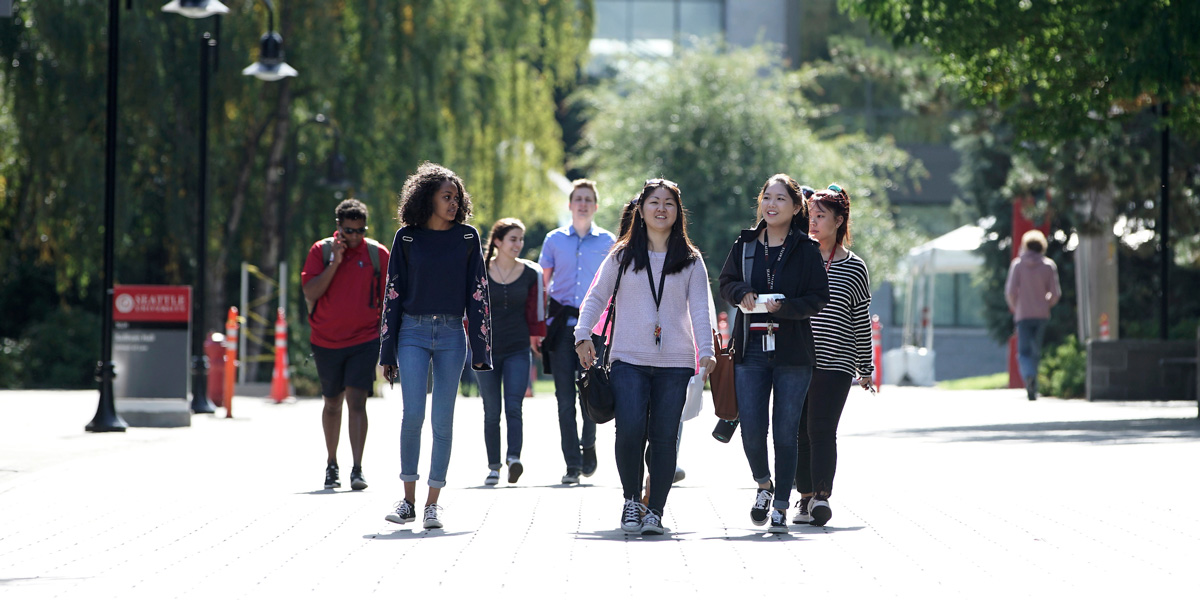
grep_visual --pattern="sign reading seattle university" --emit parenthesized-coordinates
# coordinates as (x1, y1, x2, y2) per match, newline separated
(112, 285, 191, 400)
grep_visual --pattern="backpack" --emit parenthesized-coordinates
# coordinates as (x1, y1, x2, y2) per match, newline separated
(306, 238, 385, 318)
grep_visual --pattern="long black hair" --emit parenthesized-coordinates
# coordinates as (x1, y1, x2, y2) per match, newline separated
(396, 162, 474, 227)
(612, 178, 701, 276)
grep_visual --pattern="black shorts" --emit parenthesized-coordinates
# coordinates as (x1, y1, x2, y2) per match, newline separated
(311, 339, 381, 398)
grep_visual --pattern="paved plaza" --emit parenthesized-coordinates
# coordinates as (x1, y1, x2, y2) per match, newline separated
(1, 384, 1196, 598)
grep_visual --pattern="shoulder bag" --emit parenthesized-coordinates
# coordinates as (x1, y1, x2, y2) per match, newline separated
(575, 264, 624, 424)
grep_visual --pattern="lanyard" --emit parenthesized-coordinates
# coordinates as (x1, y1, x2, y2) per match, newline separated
(763, 229, 789, 290)
(646, 257, 668, 347)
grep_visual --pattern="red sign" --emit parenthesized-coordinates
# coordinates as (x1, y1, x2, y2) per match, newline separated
(113, 285, 192, 323)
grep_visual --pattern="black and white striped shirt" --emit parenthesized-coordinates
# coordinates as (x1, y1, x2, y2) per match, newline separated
(811, 250, 873, 377)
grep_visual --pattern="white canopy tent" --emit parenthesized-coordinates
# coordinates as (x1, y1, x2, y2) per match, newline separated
(886, 223, 986, 385)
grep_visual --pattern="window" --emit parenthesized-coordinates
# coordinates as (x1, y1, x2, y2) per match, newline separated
(591, 0, 725, 72)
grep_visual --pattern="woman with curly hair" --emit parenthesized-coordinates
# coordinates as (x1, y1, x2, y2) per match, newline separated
(380, 162, 492, 530)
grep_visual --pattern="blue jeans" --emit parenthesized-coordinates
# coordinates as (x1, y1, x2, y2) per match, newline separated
(735, 332, 813, 510)
(476, 349, 531, 469)
(1016, 319, 1048, 384)
(551, 331, 597, 470)
(610, 360, 692, 515)
(396, 314, 467, 488)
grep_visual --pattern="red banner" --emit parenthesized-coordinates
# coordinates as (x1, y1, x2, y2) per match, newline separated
(113, 285, 192, 323)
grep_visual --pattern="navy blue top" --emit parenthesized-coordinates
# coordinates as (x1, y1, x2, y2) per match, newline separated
(378, 224, 493, 370)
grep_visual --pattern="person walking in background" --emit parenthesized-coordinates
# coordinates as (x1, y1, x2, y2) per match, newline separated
(1005, 229, 1061, 401)
(718, 173, 828, 534)
(575, 178, 714, 536)
(380, 162, 492, 529)
(539, 179, 616, 484)
(301, 199, 389, 492)
(478, 218, 545, 486)
(793, 184, 873, 527)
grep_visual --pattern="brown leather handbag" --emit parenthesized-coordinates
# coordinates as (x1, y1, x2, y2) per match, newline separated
(710, 330, 737, 420)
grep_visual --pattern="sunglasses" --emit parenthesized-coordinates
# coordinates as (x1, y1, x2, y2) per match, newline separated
(341, 226, 368, 235)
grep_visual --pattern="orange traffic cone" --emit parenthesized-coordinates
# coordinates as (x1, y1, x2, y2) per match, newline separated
(270, 308, 291, 403)
(223, 307, 239, 418)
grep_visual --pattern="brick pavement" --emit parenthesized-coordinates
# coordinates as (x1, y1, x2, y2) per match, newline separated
(1, 386, 1196, 598)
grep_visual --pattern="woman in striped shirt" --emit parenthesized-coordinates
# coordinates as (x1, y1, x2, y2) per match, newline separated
(793, 184, 874, 527)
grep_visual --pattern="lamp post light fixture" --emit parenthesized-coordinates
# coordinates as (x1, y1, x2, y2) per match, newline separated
(161, 0, 228, 18)
(242, 0, 297, 82)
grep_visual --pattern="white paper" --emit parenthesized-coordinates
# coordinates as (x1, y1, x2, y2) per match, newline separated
(738, 293, 785, 314)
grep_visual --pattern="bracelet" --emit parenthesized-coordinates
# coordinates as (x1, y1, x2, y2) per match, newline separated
(574, 339, 588, 348)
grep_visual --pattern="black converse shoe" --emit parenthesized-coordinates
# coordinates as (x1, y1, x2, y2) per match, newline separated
(484, 470, 500, 486)
(808, 496, 832, 526)
(792, 498, 813, 524)
(767, 508, 789, 534)
(621, 499, 645, 533)
(581, 446, 598, 477)
(750, 486, 774, 526)
(507, 458, 523, 484)
(324, 463, 340, 489)
(641, 510, 664, 535)
(385, 499, 416, 524)
(350, 466, 367, 490)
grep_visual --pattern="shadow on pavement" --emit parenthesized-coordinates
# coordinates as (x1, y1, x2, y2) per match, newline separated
(696, 530, 809, 542)
(365, 529, 472, 540)
(884, 418, 1200, 444)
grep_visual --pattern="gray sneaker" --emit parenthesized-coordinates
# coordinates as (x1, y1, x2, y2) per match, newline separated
(808, 497, 832, 526)
(641, 511, 664, 535)
(385, 499, 416, 524)
(561, 469, 580, 485)
(423, 504, 444, 529)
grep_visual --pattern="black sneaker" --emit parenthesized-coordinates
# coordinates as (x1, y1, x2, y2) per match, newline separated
(808, 496, 832, 526)
(750, 486, 774, 526)
(507, 458, 523, 484)
(581, 446, 598, 477)
(792, 498, 813, 524)
(385, 499, 416, 524)
(767, 509, 789, 534)
(621, 499, 645, 533)
(641, 510, 664, 535)
(324, 463, 340, 489)
(350, 466, 367, 490)
(561, 469, 581, 485)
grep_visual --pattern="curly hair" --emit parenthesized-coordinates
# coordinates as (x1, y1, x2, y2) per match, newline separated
(335, 198, 368, 222)
(396, 162, 473, 227)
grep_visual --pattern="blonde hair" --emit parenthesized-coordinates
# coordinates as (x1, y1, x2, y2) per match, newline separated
(1021, 229, 1048, 253)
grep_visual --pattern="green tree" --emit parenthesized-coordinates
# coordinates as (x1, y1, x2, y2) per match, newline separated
(0, 0, 592, 387)
(575, 42, 921, 293)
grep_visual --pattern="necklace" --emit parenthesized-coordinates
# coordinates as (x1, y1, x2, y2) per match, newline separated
(491, 260, 522, 285)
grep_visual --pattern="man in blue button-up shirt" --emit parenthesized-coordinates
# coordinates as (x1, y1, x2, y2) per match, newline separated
(538, 179, 615, 484)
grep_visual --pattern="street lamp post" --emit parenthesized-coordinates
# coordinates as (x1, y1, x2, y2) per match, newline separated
(87, 0, 129, 433)
(242, 0, 297, 82)
(162, 0, 228, 414)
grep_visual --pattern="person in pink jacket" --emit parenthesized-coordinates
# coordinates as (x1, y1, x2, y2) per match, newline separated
(1005, 230, 1062, 401)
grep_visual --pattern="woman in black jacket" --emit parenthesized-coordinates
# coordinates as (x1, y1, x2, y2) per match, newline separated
(717, 173, 828, 534)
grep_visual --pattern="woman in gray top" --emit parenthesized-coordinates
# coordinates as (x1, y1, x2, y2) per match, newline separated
(478, 218, 546, 485)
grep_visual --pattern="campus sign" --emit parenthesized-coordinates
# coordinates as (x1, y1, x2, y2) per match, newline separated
(112, 285, 191, 402)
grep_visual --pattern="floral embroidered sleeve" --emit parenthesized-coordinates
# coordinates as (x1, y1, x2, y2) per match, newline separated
(465, 226, 494, 371)
(378, 227, 409, 367)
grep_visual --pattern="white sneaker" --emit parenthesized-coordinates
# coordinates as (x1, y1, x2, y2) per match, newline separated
(641, 511, 664, 535)
(423, 504, 443, 529)
(621, 499, 645, 533)
(808, 497, 832, 526)
(767, 509, 789, 534)
(507, 458, 523, 484)
(484, 470, 500, 486)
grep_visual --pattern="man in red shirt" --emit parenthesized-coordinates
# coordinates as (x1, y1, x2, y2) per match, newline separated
(302, 199, 389, 490)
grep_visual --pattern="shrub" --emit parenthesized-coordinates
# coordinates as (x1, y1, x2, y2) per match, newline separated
(1039, 334, 1086, 398)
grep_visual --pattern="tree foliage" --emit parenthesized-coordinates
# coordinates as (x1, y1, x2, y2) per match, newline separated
(0, 0, 592, 387)
(841, 0, 1200, 141)
(575, 42, 921, 294)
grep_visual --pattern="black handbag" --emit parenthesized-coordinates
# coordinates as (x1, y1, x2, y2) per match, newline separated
(576, 264, 624, 424)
